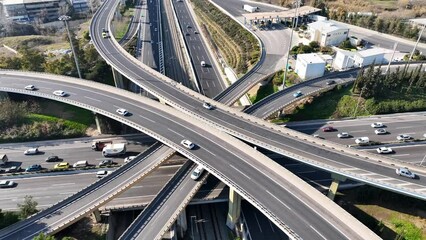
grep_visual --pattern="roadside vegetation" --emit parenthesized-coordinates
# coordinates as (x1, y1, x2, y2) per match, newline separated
(114, 0, 136, 40)
(0, 99, 93, 143)
(275, 64, 426, 122)
(0, 195, 38, 230)
(249, 70, 299, 103)
(191, 0, 260, 75)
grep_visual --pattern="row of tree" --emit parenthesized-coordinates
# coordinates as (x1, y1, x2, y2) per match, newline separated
(352, 64, 426, 99)
(0, 30, 111, 84)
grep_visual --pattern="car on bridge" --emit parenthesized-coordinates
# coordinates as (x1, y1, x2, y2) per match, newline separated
(396, 167, 416, 179)
(0, 180, 15, 188)
(374, 128, 387, 135)
(322, 126, 336, 132)
(337, 132, 350, 138)
(293, 91, 302, 98)
(53, 90, 67, 97)
(376, 147, 393, 154)
(116, 108, 130, 116)
(181, 139, 195, 149)
(26, 164, 42, 172)
(397, 134, 412, 141)
(203, 102, 213, 110)
(326, 80, 335, 85)
(371, 122, 384, 128)
(24, 85, 36, 91)
(191, 165, 205, 180)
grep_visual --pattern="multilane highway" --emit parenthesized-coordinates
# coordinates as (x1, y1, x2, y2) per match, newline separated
(0, 72, 378, 239)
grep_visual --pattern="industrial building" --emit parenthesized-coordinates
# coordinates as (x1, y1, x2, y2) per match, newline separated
(333, 48, 387, 70)
(295, 53, 326, 80)
(307, 20, 349, 47)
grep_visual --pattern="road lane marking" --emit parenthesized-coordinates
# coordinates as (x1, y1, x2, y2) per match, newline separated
(266, 190, 291, 210)
(201, 145, 216, 157)
(393, 154, 410, 157)
(310, 225, 327, 240)
(59, 192, 76, 195)
(167, 128, 184, 138)
(229, 164, 251, 179)
(139, 115, 155, 123)
(84, 96, 101, 102)
(350, 130, 367, 133)
(52, 183, 75, 187)
(396, 126, 416, 129)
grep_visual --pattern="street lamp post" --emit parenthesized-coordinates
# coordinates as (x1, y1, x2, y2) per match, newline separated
(420, 153, 426, 166)
(59, 15, 82, 79)
(281, 0, 301, 90)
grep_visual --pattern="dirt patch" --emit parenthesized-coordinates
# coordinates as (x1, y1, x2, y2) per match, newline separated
(55, 216, 108, 240)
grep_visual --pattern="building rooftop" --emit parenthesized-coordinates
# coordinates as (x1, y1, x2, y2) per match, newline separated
(3, 0, 58, 5)
(409, 18, 426, 26)
(297, 53, 325, 64)
(357, 48, 387, 58)
(308, 20, 348, 33)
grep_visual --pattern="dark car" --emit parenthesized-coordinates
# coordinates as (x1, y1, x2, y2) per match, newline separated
(26, 164, 42, 172)
(326, 80, 336, 85)
(185, 32, 190, 36)
(45, 155, 60, 162)
(322, 126, 336, 132)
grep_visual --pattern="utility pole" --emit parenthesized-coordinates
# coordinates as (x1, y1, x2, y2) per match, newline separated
(59, 15, 82, 79)
(281, 0, 301, 90)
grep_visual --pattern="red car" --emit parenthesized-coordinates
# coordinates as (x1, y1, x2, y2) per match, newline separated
(322, 126, 336, 132)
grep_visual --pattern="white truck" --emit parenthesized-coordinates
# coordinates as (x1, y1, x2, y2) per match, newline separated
(0, 154, 8, 166)
(243, 4, 258, 13)
(102, 143, 126, 157)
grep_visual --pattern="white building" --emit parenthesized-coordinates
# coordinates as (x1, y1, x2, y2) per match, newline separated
(307, 20, 349, 47)
(295, 53, 326, 80)
(2, 0, 68, 22)
(333, 48, 387, 70)
(333, 49, 356, 70)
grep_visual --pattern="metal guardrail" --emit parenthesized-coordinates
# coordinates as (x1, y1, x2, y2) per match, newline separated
(158, 0, 165, 74)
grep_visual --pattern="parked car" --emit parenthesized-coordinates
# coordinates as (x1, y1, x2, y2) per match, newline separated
(26, 164, 42, 172)
(24, 148, 39, 155)
(326, 80, 336, 85)
(376, 147, 393, 154)
(73, 161, 88, 168)
(181, 139, 195, 149)
(374, 128, 387, 135)
(99, 159, 115, 167)
(371, 122, 384, 128)
(116, 108, 130, 116)
(45, 155, 60, 162)
(191, 165, 205, 180)
(396, 134, 412, 141)
(53, 90, 67, 97)
(395, 167, 416, 179)
(355, 137, 369, 144)
(54, 162, 69, 169)
(203, 102, 213, 110)
(293, 91, 302, 98)
(25, 85, 36, 90)
(5, 166, 21, 173)
(0, 180, 15, 188)
(124, 156, 136, 163)
(337, 132, 350, 138)
(322, 126, 336, 132)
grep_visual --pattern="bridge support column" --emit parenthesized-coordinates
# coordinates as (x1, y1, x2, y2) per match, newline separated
(176, 208, 187, 238)
(327, 173, 347, 201)
(94, 113, 103, 134)
(112, 68, 125, 89)
(226, 188, 241, 230)
(92, 209, 102, 223)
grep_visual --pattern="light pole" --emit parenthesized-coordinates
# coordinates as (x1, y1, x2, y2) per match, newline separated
(59, 15, 82, 79)
(420, 153, 426, 166)
(281, 0, 301, 90)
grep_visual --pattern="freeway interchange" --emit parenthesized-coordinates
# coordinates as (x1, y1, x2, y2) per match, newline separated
(0, 0, 426, 239)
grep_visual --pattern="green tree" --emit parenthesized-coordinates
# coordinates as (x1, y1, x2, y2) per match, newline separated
(19, 47, 46, 72)
(18, 195, 38, 219)
(374, 18, 384, 33)
(33, 232, 55, 240)
(0, 209, 20, 229)
(308, 41, 320, 51)
(339, 40, 353, 50)
(0, 100, 30, 129)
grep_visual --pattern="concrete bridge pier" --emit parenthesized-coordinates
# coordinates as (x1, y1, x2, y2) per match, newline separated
(176, 209, 187, 238)
(327, 173, 347, 201)
(226, 188, 242, 230)
(112, 68, 125, 89)
(94, 113, 103, 134)
(92, 209, 102, 223)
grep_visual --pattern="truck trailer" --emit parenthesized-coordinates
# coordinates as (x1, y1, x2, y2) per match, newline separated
(243, 4, 258, 13)
(92, 140, 113, 151)
(102, 143, 126, 157)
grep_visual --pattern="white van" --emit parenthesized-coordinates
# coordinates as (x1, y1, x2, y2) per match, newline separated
(24, 148, 39, 155)
(355, 137, 369, 145)
(73, 160, 88, 168)
(200, 61, 206, 67)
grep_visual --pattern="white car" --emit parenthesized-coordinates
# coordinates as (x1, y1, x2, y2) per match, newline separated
(203, 102, 213, 110)
(376, 147, 393, 154)
(0, 180, 15, 188)
(371, 122, 384, 128)
(124, 156, 136, 163)
(396, 134, 412, 141)
(53, 90, 67, 97)
(190, 165, 205, 180)
(116, 108, 130, 116)
(374, 128, 387, 135)
(396, 167, 416, 179)
(181, 139, 195, 149)
(355, 137, 369, 144)
(24, 148, 39, 155)
(25, 85, 36, 90)
(96, 170, 112, 178)
(337, 132, 350, 138)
